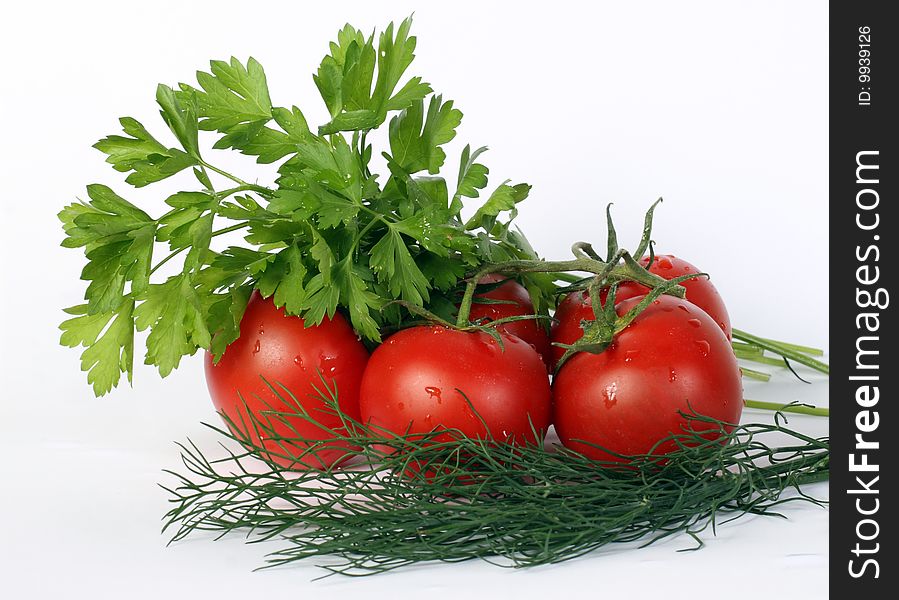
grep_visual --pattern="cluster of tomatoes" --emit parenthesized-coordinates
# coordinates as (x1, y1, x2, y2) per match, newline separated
(205, 254, 743, 469)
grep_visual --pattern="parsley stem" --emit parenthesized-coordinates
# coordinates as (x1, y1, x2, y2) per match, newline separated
(358, 203, 396, 224)
(149, 221, 250, 276)
(356, 217, 381, 244)
(218, 184, 271, 199)
(200, 161, 272, 197)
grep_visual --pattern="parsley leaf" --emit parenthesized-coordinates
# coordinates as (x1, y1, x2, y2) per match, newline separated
(219, 106, 312, 163)
(317, 17, 431, 135)
(157, 84, 201, 159)
(388, 95, 462, 174)
(334, 257, 382, 341)
(452, 145, 489, 214)
(59, 184, 156, 312)
(59, 300, 135, 396)
(94, 117, 198, 187)
(256, 244, 308, 314)
(189, 57, 273, 132)
(464, 181, 531, 231)
(370, 227, 431, 305)
(134, 274, 211, 377)
(206, 284, 253, 360)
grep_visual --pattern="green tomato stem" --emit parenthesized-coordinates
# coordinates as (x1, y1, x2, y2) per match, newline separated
(455, 256, 684, 327)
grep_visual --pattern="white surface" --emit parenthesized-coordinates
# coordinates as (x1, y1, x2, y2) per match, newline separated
(1, 1, 827, 598)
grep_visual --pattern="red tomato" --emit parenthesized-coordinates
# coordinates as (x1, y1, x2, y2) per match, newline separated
(467, 274, 552, 369)
(552, 295, 743, 462)
(204, 292, 369, 469)
(549, 254, 731, 369)
(359, 325, 552, 446)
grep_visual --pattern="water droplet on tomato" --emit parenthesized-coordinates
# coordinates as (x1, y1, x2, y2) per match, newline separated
(687, 318, 701, 328)
(624, 350, 640, 363)
(694, 340, 710, 357)
(252, 340, 260, 354)
(668, 368, 678, 382)
(318, 353, 338, 375)
(293, 355, 304, 368)
(501, 430, 510, 439)
(258, 325, 264, 335)
(397, 402, 405, 410)
(677, 304, 690, 313)
(424, 386, 442, 403)
(657, 257, 674, 269)
(602, 382, 618, 408)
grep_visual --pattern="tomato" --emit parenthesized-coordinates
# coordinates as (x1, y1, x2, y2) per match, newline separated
(359, 325, 552, 446)
(204, 292, 369, 469)
(467, 274, 552, 369)
(552, 295, 743, 462)
(549, 254, 731, 369)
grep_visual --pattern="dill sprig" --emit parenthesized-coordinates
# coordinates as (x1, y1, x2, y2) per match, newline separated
(161, 381, 828, 577)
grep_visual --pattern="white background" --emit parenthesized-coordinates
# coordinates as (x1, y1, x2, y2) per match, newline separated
(0, 1, 828, 599)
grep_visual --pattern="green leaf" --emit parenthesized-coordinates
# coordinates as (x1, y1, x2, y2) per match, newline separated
(288, 135, 365, 204)
(134, 274, 210, 377)
(301, 273, 341, 326)
(157, 84, 201, 158)
(93, 117, 198, 187)
(464, 181, 531, 230)
(452, 145, 489, 214)
(308, 228, 335, 284)
(256, 245, 308, 314)
(385, 76, 431, 112)
(334, 258, 382, 341)
(314, 24, 370, 118)
(60, 185, 156, 312)
(183, 212, 215, 270)
(265, 188, 318, 218)
(206, 284, 253, 360)
(418, 254, 470, 291)
(389, 95, 462, 174)
(156, 191, 217, 252)
(215, 106, 312, 163)
(60, 299, 135, 396)
(211, 247, 276, 276)
(317, 17, 430, 134)
(370, 227, 430, 305)
(278, 135, 365, 227)
(371, 17, 418, 112)
(318, 110, 379, 135)
(190, 57, 272, 132)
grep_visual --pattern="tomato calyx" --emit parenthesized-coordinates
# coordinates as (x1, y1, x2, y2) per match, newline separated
(385, 299, 550, 350)
(452, 201, 702, 369)
(552, 270, 706, 371)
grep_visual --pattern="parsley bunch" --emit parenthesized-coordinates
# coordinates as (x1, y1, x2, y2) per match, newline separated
(59, 17, 553, 396)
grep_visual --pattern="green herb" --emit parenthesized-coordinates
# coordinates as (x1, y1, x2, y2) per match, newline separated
(162, 382, 829, 577)
(59, 17, 553, 396)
